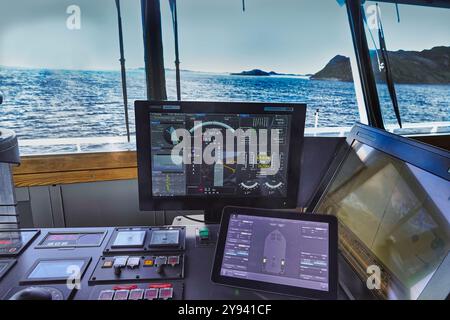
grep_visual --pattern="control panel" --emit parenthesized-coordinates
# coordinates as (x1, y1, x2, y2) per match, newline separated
(0, 226, 189, 300)
(89, 254, 184, 284)
(0, 225, 346, 300)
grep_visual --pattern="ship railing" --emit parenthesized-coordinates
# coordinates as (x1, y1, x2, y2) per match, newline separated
(17, 121, 450, 155)
(305, 121, 450, 137)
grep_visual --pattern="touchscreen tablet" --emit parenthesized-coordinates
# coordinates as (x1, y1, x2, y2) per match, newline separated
(212, 206, 338, 299)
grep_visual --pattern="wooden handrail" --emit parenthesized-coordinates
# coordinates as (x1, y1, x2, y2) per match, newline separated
(13, 151, 137, 187)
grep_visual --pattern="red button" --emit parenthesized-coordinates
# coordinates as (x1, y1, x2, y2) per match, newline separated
(148, 283, 172, 289)
(113, 284, 138, 291)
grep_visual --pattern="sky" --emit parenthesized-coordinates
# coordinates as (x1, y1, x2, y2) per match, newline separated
(0, 0, 449, 74)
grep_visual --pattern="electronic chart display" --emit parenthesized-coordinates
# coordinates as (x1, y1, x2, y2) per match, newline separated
(135, 101, 306, 218)
(150, 112, 291, 198)
(212, 207, 338, 299)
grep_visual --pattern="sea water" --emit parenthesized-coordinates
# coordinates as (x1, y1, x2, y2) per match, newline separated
(0, 67, 449, 153)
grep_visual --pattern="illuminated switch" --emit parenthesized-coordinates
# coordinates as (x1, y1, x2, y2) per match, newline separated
(127, 257, 140, 268)
(199, 227, 209, 241)
(159, 287, 173, 300)
(143, 259, 154, 267)
(144, 288, 159, 300)
(128, 289, 144, 300)
(102, 260, 114, 268)
(155, 256, 167, 266)
(167, 256, 180, 266)
(113, 290, 129, 300)
(113, 256, 128, 268)
(98, 290, 114, 300)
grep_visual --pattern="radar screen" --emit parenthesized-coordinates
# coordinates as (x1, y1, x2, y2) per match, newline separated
(150, 113, 291, 198)
(315, 141, 450, 300)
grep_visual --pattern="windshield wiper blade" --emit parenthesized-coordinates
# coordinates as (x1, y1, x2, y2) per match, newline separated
(377, 11, 402, 128)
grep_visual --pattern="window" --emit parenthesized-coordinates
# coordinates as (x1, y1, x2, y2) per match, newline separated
(363, 2, 450, 135)
(160, 0, 362, 136)
(0, 0, 145, 154)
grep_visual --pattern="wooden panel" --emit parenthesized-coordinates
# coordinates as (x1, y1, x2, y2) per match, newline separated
(14, 151, 137, 174)
(13, 151, 137, 187)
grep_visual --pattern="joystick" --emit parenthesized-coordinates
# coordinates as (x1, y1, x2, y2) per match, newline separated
(9, 287, 53, 300)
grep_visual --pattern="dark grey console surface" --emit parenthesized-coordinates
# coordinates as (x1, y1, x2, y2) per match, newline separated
(0, 225, 357, 300)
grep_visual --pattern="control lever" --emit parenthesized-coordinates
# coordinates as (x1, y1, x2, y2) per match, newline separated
(156, 264, 165, 275)
(114, 265, 122, 276)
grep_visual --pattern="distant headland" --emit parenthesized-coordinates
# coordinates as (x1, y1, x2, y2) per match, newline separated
(311, 46, 450, 84)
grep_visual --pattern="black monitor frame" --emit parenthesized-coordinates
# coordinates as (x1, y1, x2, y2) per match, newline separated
(307, 123, 450, 212)
(135, 100, 306, 223)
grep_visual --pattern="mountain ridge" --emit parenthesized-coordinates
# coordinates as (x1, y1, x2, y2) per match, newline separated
(311, 46, 450, 84)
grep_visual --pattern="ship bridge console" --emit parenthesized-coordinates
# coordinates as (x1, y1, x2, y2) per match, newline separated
(0, 101, 448, 301)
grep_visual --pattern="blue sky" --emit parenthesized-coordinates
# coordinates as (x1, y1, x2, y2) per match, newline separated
(0, 0, 449, 74)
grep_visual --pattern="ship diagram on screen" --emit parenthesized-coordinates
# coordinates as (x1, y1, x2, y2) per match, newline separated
(262, 229, 287, 275)
(220, 214, 330, 292)
(150, 112, 291, 197)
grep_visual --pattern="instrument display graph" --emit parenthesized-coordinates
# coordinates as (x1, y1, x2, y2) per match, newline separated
(150, 112, 292, 198)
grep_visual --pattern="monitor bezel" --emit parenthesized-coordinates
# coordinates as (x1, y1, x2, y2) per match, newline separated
(307, 122, 450, 212)
(135, 100, 306, 220)
(211, 206, 338, 300)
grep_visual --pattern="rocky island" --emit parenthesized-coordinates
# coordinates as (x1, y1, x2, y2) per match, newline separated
(230, 69, 300, 76)
(231, 69, 274, 76)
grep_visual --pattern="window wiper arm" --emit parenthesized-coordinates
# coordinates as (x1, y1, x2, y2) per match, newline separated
(169, 0, 181, 101)
(377, 10, 402, 128)
(115, 0, 131, 142)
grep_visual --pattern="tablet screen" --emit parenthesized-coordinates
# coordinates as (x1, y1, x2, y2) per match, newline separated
(212, 207, 337, 299)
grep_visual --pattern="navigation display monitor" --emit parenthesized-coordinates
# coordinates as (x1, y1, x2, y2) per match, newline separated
(22, 257, 91, 284)
(135, 101, 306, 221)
(150, 112, 291, 197)
(314, 139, 450, 300)
(212, 207, 338, 299)
(0, 230, 40, 256)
